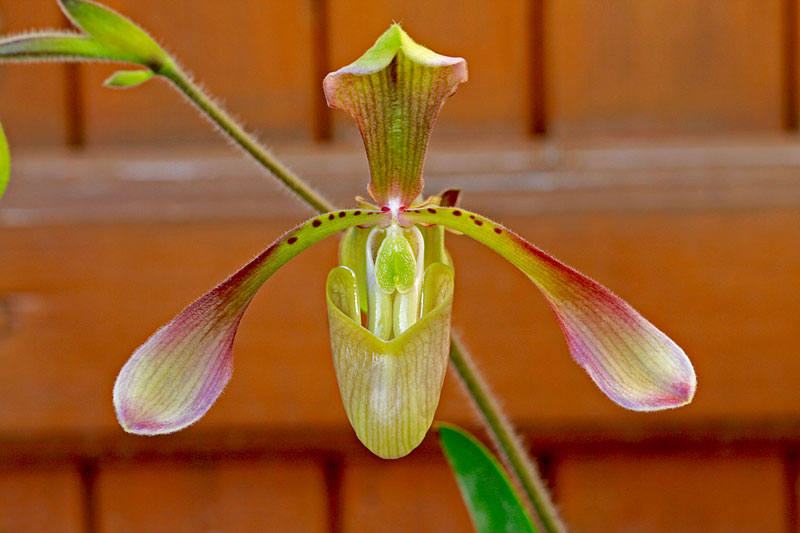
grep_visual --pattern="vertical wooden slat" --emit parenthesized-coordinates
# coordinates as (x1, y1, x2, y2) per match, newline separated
(328, 0, 530, 139)
(546, 0, 784, 136)
(340, 456, 474, 532)
(0, 466, 85, 532)
(81, 0, 316, 146)
(0, 1, 69, 147)
(782, 0, 798, 130)
(96, 459, 329, 532)
(529, 0, 547, 136)
(311, 0, 332, 141)
(556, 452, 787, 532)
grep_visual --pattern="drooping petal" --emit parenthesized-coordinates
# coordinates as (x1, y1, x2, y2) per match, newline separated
(327, 262, 454, 459)
(323, 24, 467, 207)
(114, 209, 386, 435)
(402, 208, 696, 411)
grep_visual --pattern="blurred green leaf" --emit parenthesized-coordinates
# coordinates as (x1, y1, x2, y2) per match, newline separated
(0, 32, 115, 62)
(0, 1, 173, 71)
(439, 423, 538, 533)
(59, 0, 171, 69)
(0, 121, 9, 198)
(104, 69, 155, 88)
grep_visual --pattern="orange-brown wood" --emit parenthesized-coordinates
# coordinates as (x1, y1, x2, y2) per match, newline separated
(0, 207, 798, 434)
(0, 466, 84, 532)
(96, 459, 328, 532)
(546, 0, 784, 136)
(327, 0, 530, 139)
(80, 0, 316, 146)
(0, 1, 70, 147)
(340, 456, 473, 532)
(556, 451, 787, 531)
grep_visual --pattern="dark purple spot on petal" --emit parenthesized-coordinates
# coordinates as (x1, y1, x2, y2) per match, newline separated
(469, 214, 475, 220)
(287, 237, 298, 245)
(312, 220, 322, 227)
(338, 212, 346, 218)
(354, 210, 362, 216)
(475, 220, 483, 226)
(328, 214, 335, 220)
(453, 210, 462, 216)
(494, 227, 502, 234)
(427, 208, 437, 214)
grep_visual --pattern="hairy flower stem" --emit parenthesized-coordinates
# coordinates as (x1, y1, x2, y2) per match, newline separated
(157, 62, 563, 531)
(449, 335, 566, 533)
(160, 64, 335, 214)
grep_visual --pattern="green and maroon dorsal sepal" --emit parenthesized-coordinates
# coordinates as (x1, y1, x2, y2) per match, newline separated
(323, 24, 468, 209)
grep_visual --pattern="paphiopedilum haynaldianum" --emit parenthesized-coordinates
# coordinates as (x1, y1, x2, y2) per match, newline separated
(114, 24, 696, 459)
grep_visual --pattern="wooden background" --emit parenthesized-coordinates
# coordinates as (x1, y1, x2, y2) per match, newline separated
(1, 0, 799, 531)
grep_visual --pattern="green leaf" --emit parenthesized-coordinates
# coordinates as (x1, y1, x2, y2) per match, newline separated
(0, 121, 8, 198)
(0, 0, 173, 71)
(59, 0, 171, 70)
(438, 423, 538, 533)
(104, 69, 155, 88)
(0, 32, 119, 62)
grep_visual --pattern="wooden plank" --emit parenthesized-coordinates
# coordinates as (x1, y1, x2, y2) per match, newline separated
(5, 141, 800, 225)
(80, 0, 316, 146)
(340, 456, 473, 532)
(0, 466, 84, 532)
(546, 0, 784, 135)
(0, 205, 798, 436)
(556, 452, 787, 531)
(96, 459, 328, 532)
(0, 1, 69, 146)
(327, 0, 530, 138)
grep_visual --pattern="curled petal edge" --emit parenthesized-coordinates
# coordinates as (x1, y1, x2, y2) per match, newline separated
(402, 208, 696, 411)
(113, 209, 386, 435)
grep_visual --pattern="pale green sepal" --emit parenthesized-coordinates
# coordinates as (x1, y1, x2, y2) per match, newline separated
(59, 0, 172, 70)
(0, 121, 8, 198)
(104, 68, 155, 88)
(327, 263, 454, 459)
(438, 423, 538, 533)
(323, 25, 467, 207)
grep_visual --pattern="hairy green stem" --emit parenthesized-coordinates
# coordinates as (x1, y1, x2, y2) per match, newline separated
(449, 335, 566, 533)
(160, 64, 335, 214)
(157, 63, 564, 532)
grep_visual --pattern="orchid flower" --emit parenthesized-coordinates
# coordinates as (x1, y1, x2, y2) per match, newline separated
(112, 24, 695, 459)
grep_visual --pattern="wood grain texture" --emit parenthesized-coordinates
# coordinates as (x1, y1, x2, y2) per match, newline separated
(556, 452, 787, 532)
(328, 0, 530, 138)
(0, 466, 84, 533)
(80, 0, 316, 146)
(546, 0, 784, 136)
(0, 0, 69, 146)
(340, 456, 474, 532)
(96, 459, 328, 532)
